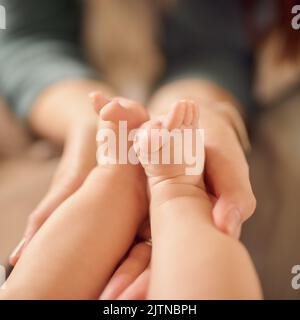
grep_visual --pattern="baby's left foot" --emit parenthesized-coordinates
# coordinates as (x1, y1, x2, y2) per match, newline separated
(134, 100, 205, 189)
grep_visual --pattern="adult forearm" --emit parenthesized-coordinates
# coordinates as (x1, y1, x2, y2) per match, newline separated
(149, 79, 241, 114)
(29, 79, 115, 144)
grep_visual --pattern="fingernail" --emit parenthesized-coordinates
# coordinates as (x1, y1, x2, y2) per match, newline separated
(226, 209, 241, 237)
(9, 238, 26, 264)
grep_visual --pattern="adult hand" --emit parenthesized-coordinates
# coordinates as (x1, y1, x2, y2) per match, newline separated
(9, 120, 98, 266)
(199, 103, 256, 239)
(9, 80, 114, 266)
(100, 242, 151, 300)
(148, 79, 257, 239)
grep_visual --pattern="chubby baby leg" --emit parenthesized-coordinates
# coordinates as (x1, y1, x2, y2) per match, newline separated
(0, 96, 149, 299)
(134, 100, 262, 299)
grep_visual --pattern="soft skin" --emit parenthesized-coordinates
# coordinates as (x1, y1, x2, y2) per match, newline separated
(9, 79, 256, 299)
(1, 98, 261, 299)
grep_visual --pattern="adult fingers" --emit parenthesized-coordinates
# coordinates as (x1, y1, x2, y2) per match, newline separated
(100, 242, 151, 300)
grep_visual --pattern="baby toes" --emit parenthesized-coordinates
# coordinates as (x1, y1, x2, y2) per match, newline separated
(162, 100, 186, 130)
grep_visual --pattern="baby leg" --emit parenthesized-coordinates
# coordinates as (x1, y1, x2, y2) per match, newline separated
(135, 100, 262, 299)
(0, 99, 148, 299)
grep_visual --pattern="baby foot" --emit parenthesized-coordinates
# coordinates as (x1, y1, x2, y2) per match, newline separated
(91, 91, 149, 168)
(134, 100, 205, 188)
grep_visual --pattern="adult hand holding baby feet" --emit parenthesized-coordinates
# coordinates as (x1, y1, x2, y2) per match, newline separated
(132, 99, 261, 299)
(95, 96, 207, 299)
(2, 91, 259, 300)
(91, 94, 248, 299)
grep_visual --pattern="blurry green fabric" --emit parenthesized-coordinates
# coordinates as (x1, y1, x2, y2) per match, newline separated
(0, 0, 253, 118)
(0, 0, 96, 117)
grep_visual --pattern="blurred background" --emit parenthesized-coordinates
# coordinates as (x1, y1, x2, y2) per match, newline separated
(0, 0, 300, 299)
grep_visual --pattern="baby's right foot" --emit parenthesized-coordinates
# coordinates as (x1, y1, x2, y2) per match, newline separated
(134, 100, 205, 189)
(90, 91, 149, 170)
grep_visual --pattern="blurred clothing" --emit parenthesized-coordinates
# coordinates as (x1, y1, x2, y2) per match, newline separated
(243, 92, 300, 299)
(162, 0, 253, 112)
(0, 0, 254, 117)
(0, 0, 96, 117)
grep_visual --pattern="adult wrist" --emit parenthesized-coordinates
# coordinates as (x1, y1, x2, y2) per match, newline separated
(182, 80, 251, 153)
(211, 101, 251, 153)
(201, 99, 251, 154)
(29, 79, 115, 143)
